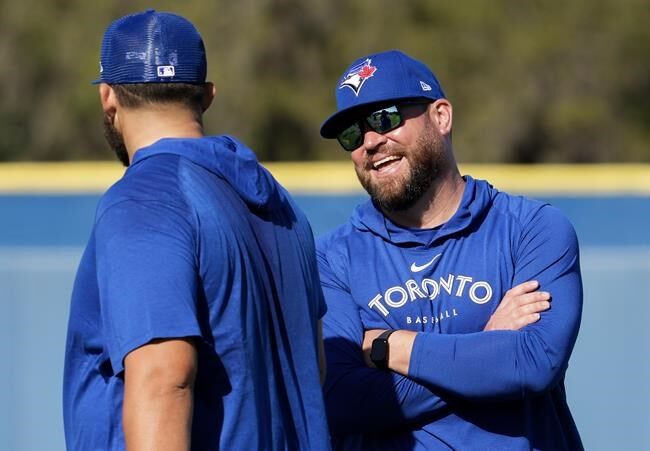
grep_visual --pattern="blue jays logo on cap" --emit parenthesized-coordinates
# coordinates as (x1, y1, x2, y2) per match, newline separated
(339, 59, 377, 96)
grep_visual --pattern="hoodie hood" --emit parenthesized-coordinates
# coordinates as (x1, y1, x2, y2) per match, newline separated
(351, 176, 495, 246)
(130, 135, 279, 210)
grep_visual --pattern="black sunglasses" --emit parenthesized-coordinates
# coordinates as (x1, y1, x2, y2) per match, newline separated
(336, 101, 429, 151)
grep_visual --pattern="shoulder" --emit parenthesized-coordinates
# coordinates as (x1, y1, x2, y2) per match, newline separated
(489, 189, 574, 234)
(94, 183, 197, 253)
(316, 221, 358, 259)
(97, 155, 192, 222)
(487, 189, 579, 259)
(315, 221, 359, 282)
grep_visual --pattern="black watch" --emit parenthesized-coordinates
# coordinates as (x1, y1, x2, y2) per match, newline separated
(370, 330, 395, 369)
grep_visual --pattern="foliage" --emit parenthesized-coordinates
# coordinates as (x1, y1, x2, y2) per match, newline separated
(0, 0, 648, 162)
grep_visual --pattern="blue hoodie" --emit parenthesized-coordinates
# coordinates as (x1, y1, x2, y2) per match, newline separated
(317, 176, 583, 450)
(63, 136, 330, 451)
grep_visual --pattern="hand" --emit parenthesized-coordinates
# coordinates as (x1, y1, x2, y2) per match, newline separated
(484, 280, 551, 331)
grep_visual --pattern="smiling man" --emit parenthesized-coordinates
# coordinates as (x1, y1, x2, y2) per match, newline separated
(317, 50, 584, 450)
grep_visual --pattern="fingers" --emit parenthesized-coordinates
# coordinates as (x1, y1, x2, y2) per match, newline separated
(513, 312, 542, 329)
(516, 291, 551, 309)
(504, 280, 540, 298)
(499, 281, 541, 309)
(506, 293, 551, 328)
(484, 282, 552, 331)
(522, 299, 551, 315)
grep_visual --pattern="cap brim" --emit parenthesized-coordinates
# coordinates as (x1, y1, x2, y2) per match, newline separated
(320, 108, 362, 139)
(320, 99, 397, 139)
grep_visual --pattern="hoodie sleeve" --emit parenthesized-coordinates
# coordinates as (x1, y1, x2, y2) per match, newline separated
(94, 199, 203, 375)
(408, 205, 582, 399)
(318, 236, 448, 434)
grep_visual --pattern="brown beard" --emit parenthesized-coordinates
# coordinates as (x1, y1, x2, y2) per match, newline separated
(102, 113, 130, 167)
(355, 126, 444, 212)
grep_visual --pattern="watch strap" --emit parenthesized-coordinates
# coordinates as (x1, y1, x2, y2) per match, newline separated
(377, 329, 395, 342)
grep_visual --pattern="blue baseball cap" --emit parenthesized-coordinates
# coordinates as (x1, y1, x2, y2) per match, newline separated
(93, 9, 207, 84)
(320, 50, 446, 138)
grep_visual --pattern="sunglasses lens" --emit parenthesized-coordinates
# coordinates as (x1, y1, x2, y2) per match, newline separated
(367, 105, 402, 133)
(337, 122, 363, 151)
(335, 104, 408, 151)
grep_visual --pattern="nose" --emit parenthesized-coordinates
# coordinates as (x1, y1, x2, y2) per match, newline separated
(360, 124, 387, 153)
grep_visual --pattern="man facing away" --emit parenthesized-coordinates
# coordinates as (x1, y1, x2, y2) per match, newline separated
(63, 10, 330, 450)
(317, 50, 583, 450)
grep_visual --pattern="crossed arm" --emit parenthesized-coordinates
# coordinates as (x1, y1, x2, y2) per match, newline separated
(362, 281, 551, 374)
(376, 214, 581, 400)
(321, 277, 551, 434)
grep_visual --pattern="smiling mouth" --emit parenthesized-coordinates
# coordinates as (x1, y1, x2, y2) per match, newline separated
(372, 155, 402, 170)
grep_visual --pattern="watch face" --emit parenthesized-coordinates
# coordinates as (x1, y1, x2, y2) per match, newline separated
(370, 338, 389, 368)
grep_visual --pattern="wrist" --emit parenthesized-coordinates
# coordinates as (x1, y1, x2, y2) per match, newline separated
(386, 330, 417, 375)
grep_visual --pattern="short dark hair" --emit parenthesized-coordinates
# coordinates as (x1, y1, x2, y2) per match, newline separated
(111, 83, 208, 113)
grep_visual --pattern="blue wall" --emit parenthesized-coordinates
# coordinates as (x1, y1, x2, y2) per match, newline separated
(1, 194, 649, 450)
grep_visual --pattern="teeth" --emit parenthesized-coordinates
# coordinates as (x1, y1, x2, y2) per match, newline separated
(373, 155, 401, 169)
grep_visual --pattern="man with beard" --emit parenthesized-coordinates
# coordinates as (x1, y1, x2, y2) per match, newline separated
(62, 10, 330, 451)
(317, 50, 583, 450)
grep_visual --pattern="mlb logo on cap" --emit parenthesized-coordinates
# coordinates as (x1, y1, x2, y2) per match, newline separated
(93, 9, 206, 84)
(157, 66, 176, 78)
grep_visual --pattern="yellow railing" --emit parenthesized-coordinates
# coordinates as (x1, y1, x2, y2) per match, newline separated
(0, 162, 649, 195)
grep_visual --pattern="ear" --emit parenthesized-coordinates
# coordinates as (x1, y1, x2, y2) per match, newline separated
(429, 99, 453, 136)
(99, 83, 124, 132)
(201, 82, 216, 112)
(98, 83, 118, 114)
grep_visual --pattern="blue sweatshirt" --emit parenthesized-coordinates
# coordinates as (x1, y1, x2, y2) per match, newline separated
(317, 176, 583, 450)
(64, 136, 330, 450)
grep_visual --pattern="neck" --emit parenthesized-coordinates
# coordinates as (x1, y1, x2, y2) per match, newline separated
(383, 167, 466, 229)
(122, 106, 204, 160)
